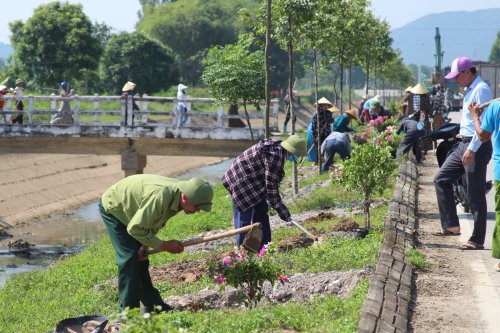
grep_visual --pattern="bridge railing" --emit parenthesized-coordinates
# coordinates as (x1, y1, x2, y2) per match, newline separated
(0, 94, 280, 140)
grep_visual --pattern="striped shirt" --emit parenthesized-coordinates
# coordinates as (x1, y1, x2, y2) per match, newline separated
(222, 139, 290, 221)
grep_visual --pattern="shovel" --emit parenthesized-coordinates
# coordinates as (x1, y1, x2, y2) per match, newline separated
(147, 223, 263, 255)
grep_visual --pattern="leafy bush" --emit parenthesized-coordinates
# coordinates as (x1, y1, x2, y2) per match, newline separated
(337, 143, 397, 228)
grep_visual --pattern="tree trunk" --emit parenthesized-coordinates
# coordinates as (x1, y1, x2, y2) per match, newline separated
(287, 14, 298, 195)
(243, 102, 254, 141)
(365, 57, 370, 98)
(228, 104, 245, 128)
(264, 0, 272, 138)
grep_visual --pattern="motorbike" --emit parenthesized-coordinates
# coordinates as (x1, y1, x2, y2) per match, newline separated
(426, 122, 492, 213)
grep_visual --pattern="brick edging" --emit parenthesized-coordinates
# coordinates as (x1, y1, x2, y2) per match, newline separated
(357, 161, 418, 333)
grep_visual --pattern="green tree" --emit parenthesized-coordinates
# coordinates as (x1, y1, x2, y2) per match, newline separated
(489, 31, 500, 64)
(202, 36, 265, 139)
(100, 32, 177, 94)
(9, 1, 102, 89)
(339, 143, 397, 229)
(138, 0, 259, 86)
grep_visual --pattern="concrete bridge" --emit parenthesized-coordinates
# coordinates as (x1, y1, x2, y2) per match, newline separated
(0, 94, 280, 175)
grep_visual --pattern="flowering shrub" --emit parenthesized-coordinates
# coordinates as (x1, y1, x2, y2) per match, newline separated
(208, 243, 288, 307)
(372, 125, 403, 152)
(369, 116, 398, 133)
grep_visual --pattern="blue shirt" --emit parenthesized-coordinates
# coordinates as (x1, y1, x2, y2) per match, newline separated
(481, 101, 500, 181)
(459, 75, 493, 152)
(333, 114, 354, 133)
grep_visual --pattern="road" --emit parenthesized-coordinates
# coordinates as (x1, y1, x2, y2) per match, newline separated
(448, 110, 500, 332)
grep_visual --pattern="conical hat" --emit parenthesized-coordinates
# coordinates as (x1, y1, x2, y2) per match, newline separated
(411, 83, 429, 95)
(328, 105, 340, 113)
(405, 86, 413, 93)
(0, 85, 6, 92)
(122, 81, 136, 92)
(315, 97, 333, 108)
(345, 109, 358, 120)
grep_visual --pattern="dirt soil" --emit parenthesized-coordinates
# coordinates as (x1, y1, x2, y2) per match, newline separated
(410, 152, 487, 332)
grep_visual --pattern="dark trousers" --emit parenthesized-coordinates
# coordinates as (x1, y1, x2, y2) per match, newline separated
(11, 101, 23, 124)
(99, 200, 166, 311)
(434, 140, 492, 244)
(232, 199, 271, 249)
(322, 139, 350, 173)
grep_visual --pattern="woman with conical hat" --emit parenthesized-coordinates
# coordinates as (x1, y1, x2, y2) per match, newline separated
(308, 97, 335, 164)
(402, 85, 415, 116)
(411, 83, 433, 153)
(122, 81, 139, 125)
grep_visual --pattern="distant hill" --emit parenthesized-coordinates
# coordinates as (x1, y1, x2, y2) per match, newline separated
(0, 42, 12, 59)
(391, 9, 500, 67)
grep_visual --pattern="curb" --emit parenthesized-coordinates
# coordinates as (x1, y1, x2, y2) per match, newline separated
(357, 161, 418, 333)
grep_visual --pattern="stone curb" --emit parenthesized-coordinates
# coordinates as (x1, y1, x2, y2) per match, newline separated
(357, 161, 417, 333)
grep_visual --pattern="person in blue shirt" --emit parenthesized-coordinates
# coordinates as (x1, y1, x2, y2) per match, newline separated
(433, 56, 493, 251)
(333, 109, 357, 133)
(470, 100, 500, 271)
(320, 131, 351, 173)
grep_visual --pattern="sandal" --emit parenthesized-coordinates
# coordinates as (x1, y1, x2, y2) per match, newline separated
(459, 241, 484, 250)
(432, 229, 461, 236)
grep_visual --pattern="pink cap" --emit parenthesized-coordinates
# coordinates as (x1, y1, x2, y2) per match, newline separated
(445, 56, 473, 79)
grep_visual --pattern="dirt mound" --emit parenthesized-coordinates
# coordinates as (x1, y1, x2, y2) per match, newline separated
(332, 218, 359, 232)
(150, 259, 207, 284)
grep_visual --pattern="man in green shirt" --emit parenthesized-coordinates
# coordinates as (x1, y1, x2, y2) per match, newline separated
(99, 175, 213, 313)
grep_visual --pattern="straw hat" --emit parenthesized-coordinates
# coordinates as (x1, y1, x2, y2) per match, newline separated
(405, 86, 413, 93)
(411, 83, 429, 95)
(122, 81, 136, 92)
(328, 105, 340, 113)
(345, 109, 358, 120)
(0, 85, 7, 92)
(315, 97, 333, 108)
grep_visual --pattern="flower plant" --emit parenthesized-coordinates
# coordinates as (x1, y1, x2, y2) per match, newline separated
(208, 243, 288, 307)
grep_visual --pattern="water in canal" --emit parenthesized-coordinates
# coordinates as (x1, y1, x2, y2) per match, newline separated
(0, 158, 234, 288)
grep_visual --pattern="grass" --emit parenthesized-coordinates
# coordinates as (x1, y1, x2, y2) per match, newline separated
(0, 162, 396, 333)
(406, 248, 431, 270)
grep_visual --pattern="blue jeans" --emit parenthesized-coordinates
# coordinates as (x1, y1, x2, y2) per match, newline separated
(232, 199, 271, 249)
(322, 139, 350, 173)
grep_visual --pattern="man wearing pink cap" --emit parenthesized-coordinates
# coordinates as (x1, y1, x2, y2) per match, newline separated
(433, 56, 493, 251)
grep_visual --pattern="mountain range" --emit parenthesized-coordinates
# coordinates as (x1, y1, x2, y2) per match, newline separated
(391, 8, 500, 67)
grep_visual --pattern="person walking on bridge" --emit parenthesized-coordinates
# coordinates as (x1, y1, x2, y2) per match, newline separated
(99, 175, 213, 314)
(10, 79, 25, 124)
(433, 56, 492, 251)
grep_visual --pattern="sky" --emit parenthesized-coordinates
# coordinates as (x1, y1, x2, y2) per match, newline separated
(369, 0, 500, 29)
(1, 0, 500, 44)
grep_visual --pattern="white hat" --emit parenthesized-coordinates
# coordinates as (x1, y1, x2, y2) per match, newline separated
(0, 85, 6, 92)
(122, 81, 136, 92)
(178, 84, 188, 90)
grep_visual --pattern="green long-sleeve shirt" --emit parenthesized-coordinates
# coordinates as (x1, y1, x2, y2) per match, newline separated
(101, 174, 181, 249)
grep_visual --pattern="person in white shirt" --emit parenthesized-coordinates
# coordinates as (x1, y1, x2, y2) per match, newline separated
(11, 79, 25, 124)
(177, 83, 188, 126)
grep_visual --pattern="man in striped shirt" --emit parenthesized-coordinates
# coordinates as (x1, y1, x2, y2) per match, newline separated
(222, 135, 307, 249)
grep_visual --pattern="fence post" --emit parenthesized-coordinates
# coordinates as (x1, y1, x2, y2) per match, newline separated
(217, 105, 223, 128)
(141, 94, 148, 125)
(28, 95, 34, 125)
(120, 95, 126, 127)
(50, 94, 57, 110)
(173, 100, 179, 128)
(73, 95, 79, 129)
(127, 95, 134, 126)
(93, 94, 99, 124)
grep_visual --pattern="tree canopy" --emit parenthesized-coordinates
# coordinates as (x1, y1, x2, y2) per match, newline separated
(489, 31, 500, 64)
(137, 0, 259, 86)
(9, 1, 102, 89)
(99, 32, 177, 94)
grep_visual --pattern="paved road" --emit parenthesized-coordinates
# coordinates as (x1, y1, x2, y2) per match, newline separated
(447, 110, 500, 332)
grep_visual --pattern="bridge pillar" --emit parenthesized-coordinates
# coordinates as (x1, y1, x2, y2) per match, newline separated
(121, 147, 147, 177)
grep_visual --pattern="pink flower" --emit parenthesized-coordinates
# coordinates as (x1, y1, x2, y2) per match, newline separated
(258, 246, 268, 257)
(214, 276, 224, 284)
(376, 138, 382, 145)
(279, 275, 289, 283)
(386, 135, 393, 142)
(222, 257, 233, 265)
